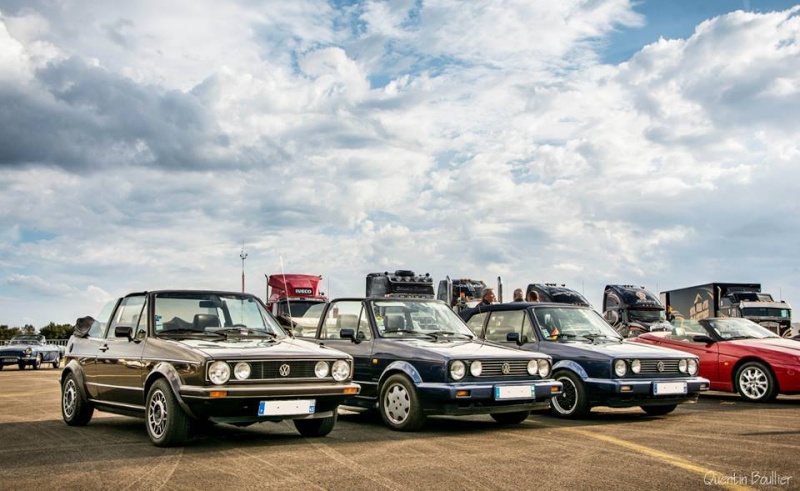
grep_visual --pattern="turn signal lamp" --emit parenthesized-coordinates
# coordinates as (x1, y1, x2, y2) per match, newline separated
(209, 391, 228, 398)
(456, 390, 470, 397)
(620, 385, 633, 392)
(343, 387, 359, 395)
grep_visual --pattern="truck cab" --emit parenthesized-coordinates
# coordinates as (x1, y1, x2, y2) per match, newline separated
(602, 284, 670, 337)
(437, 277, 487, 312)
(366, 270, 435, 298)
(266, 274, 328, 336)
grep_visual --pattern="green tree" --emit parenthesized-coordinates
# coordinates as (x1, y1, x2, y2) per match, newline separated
(22, 324, 36, 335)
(39, 322, 74, 340)
(0, 325, 22, 340)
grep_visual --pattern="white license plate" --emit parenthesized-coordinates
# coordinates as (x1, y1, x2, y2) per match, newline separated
(258, 399, 316, 416)
(495, 385, 535, 400)
(653, 382, 687, 396)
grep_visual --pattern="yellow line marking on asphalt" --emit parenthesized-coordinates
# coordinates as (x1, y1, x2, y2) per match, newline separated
(561, 427, 755, 491)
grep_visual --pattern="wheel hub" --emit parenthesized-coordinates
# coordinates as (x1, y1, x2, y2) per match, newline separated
(384, 384, 410, 424)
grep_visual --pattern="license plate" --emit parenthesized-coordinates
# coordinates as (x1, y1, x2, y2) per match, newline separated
(653, 382, 687, 395)
(494, 385, 535, 400)
(258, 399, 316, 416)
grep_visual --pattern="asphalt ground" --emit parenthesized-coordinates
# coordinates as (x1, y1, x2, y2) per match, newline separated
(0, 366, 798, 491)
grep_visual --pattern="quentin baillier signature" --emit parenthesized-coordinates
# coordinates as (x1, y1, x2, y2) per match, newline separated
(704, 471, 793, 487)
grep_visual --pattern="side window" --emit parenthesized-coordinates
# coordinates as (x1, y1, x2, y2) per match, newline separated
(108, 296, 146, 339)
(322, 301, 366, 340)
(522, 313, 535, 343)
(485, 311, 525, 342)
(465, 312, 487, 336)
(88, 300, 118, 338)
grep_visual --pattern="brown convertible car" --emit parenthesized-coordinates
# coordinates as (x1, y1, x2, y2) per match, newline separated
(61, 290, 360, 446)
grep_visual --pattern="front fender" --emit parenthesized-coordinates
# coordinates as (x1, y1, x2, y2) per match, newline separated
(60, 360, 89, 396)
(144, 362, 199, 419)
(552, 360, 589, 380)
(379, 360, 424, 386)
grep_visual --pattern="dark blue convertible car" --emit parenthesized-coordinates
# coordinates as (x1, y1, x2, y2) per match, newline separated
(460, 302, 710, 418)
(299, 297, 563, 431)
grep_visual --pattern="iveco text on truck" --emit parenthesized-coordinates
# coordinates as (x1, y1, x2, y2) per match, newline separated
(660, 283, 792, 337)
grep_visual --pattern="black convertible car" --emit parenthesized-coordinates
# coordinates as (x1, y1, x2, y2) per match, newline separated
(61, 290, 360, 446)
(460, 302, 709, 418)
(298, 297, 562, 431)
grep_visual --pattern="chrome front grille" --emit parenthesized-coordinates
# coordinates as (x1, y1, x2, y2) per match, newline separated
(639, 359, 681, 375)
(477, 360, 530, 377)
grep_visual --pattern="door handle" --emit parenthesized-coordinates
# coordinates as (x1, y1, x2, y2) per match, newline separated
(99, 344, 109, 352)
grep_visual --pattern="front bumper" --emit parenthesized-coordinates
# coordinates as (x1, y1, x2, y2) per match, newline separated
(179, 382, 361, 422)
(0, 354, 35, 366)
(415, 379, 563, 416)
(584, 376, 710, 407)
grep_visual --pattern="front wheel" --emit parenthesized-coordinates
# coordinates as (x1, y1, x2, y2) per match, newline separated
(294, 412, 338, 437)
(62, 373, 94, 426)
(735, 361, 777, 402)
(490, 411, 530, 425)
(33, 354, 42, 370)
(146, 379, 191, 447)
(550, 371, 590, 418)
(640, 404, 678, 416)
(53, 355, 61, 369)
(379, 374, 426, 431)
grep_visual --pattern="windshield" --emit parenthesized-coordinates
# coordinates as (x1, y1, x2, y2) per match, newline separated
(741, 307, 791, 319)
(705, 318, 780, 340)
(372, 299, 474, 338)
(154, 293, 286, 338)
(533, 307, 623, 342)
(10, 336, 43, 345)
(628, 309, 666, 323)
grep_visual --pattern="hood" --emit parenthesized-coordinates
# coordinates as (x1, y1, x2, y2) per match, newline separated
(381, 338, 546, 360)
(724, 338, 800, 357)
(552, 340, 694, 359)
(174, 337, 349, 359)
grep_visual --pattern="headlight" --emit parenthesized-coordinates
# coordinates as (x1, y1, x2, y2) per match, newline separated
(678, 359, 688, 374)
(687, 359, 698, 376)
(208, 361, 231, 385)
(537, 359, 551, 378)
(631, 359, 641, 374)
(332, 360, 350, 381)
(527, 360, 538, 376)
(233, 362, 251, 380)
(614, 360, 627, 377)
(315, 361, 330, 378)
(470, 360, 482, 377)
(450, 360, 466, 380)
(24, 347, 32, 355)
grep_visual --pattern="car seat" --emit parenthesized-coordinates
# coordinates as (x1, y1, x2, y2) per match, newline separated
(383, 314, 406, 332)
(193, 314, 221, 331)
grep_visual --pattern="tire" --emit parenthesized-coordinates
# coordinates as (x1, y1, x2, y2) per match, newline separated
(53, 354, 61, 369)
(33, 354, 42, 370)
(640, 404, 678, 416)
(490, 411, 530, 425)
(18, 363, 25, 370)
(145, 379, 191, 447)
(0, 364, 4, 371)
(734, 361, 777, 402)
(550, 371, 590, 418)
(62, 372, 94, 426)
(379, 374, 427, 431)
(294, 411, 338, 437)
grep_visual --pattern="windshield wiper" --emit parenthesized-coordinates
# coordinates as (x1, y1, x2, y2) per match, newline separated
(424, 331, 474, 340)
(583, 334, 619, 343)
(725, 335, 754, 340)
(158, 328, 225, 338)
(383, 329, 421, 336)
(213, 327, 277, 339)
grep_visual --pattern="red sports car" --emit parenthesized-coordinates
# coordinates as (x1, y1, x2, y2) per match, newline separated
(630, 318, 800, 402)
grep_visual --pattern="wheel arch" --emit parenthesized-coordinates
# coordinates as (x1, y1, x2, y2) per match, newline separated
(61, 360, 88, 392)
(732, 357, 780, 393)
(144, 362, 198, 419)
(552, 360, 589, 380)
(378, 361, 423, 388)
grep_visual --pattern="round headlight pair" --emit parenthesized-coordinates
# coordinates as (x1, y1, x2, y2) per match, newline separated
(614, 359, 627, 377)
(679, 359, 699, 375)
(209, 361, 251, 384)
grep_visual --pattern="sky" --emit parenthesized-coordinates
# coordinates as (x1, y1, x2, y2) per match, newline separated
(1, 0, 799, 329)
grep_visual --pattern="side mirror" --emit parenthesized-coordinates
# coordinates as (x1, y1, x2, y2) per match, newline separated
(115, 325, 133, 341)
(692, 334, 715, 344)
(339, 328, 357, 342)
(506, 332, 522, 345)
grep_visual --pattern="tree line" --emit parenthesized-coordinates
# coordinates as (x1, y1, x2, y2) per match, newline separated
(0, 322, 74, 340)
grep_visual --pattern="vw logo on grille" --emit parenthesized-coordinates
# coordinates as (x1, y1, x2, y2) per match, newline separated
(502, 363, 511, 375)
(279, 364, 291, 377)
(657, 361, 665, 372)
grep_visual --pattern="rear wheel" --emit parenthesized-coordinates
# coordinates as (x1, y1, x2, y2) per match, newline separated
(53, 354, 61, 369)
(490, 411, 530, 425)
(379, 374, 426, 431)
(294, 411, 338, 437)
(62, 373, 94, 426)
(146, 379, 191, 447)
(18, 363, 25, 370)
(735, 361, 777, 402)
(640, 404, 678, 416)
(33, 354, 42, 370)
(550, 371, 590, 418)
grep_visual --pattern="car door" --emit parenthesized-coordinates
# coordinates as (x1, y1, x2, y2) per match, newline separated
(317, 300, 378, 397)
(94, 295, 149, 407)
